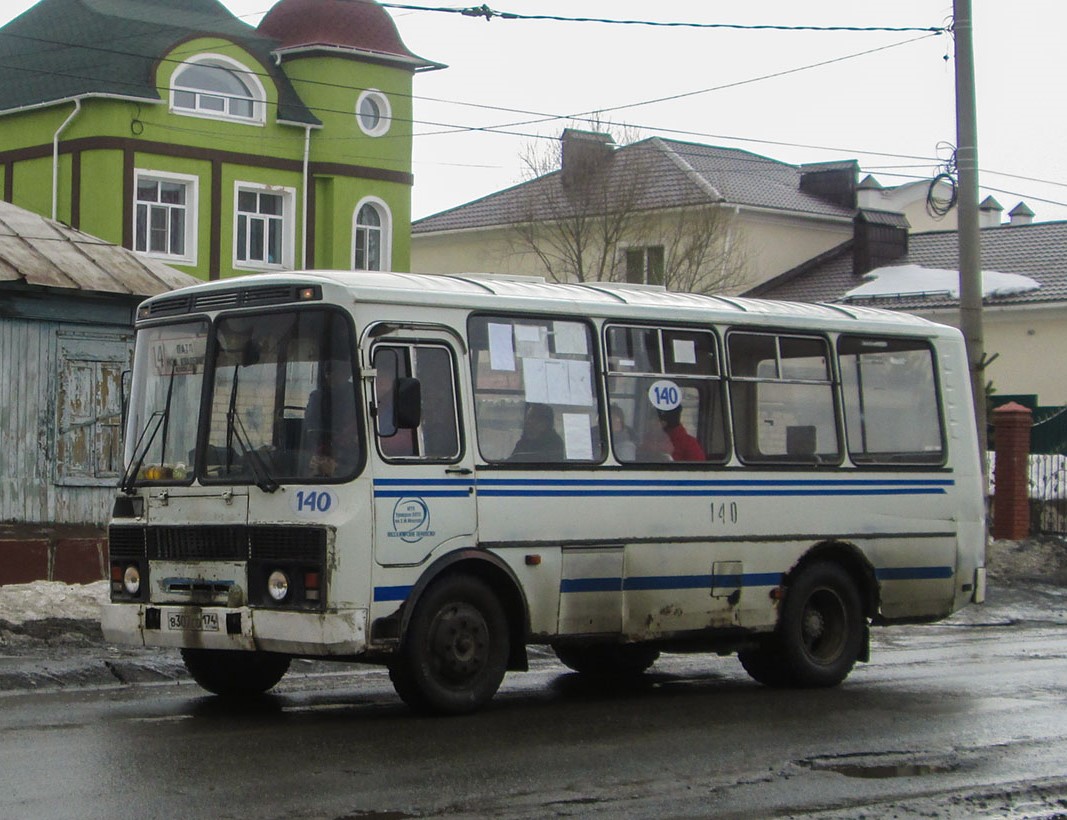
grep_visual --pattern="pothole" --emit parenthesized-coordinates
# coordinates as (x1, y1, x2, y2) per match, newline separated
(802, 752, 959, 780)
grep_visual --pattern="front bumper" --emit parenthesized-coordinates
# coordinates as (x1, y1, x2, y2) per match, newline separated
(101, 602, 368, 656)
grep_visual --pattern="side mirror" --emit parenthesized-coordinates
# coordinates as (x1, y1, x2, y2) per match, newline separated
(120, 369, 132, 435)
(394, 377, 422, 429)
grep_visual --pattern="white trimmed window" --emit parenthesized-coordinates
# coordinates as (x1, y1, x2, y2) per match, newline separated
(353, 198, 391, 271)
(134, 170, 198, 265)
(171, 54, 266, 124)
(355, 89, 391, 137)
(234, 183, 296, 270)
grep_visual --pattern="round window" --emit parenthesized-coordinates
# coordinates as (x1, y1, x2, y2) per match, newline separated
(356, 90, 391, 137)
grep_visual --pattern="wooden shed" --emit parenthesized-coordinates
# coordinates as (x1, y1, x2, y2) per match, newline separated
(0, 201, 198, 585)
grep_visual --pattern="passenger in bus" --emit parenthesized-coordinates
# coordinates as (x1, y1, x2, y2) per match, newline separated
(657, 407, 706, 462)
(304, 358, 359, 476)
(510, 403, 565, 462)
(610, 404, 637, 461)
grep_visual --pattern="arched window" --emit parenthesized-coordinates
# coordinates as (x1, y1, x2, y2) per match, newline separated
(171, 55, 265, 123)
(353, 200, 391, 271)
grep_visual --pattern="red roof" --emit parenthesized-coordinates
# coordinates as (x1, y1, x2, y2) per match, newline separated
(258, 0, 429, 64)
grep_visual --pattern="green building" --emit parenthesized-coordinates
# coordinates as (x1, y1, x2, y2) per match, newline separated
(0, 0, 441, 280)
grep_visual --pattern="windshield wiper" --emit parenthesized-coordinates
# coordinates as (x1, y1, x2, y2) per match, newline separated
(119, 364, 176, 494)
(223, 365, 279, 493)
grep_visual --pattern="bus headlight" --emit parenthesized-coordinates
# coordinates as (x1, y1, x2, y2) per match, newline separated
(122, 565, 141, 596)
(267, 570, 290, 602)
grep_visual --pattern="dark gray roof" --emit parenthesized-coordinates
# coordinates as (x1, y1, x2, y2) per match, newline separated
(748, 220, 1067, 310)
(0, 0, 319, 124)
(413, 137, 856, 234)
(0, 200, 199, 295)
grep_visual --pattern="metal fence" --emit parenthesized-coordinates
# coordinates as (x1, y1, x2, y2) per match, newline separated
(989, 402, 1067, 536)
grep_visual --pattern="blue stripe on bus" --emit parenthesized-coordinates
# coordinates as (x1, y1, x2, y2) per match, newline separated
(378, 566, 953, 604)
(373, 477, 952, 499)
(562, 567, 952, 594)
(474, 478, 954, 488)
(876, 565, 955, 581)
(559, 577, 623, 593)
(478, 487, 945, 498)
(373, 585, 413, 602)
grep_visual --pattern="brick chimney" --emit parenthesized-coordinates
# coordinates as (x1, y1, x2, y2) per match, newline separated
(560, 129, 615, 187)
(852, 210, 909, 275)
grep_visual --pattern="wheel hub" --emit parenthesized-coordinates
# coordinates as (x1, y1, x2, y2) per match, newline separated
(430, 603, 488, 683)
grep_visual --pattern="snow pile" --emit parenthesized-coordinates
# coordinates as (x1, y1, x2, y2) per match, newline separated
(0, 580, 107, 624)
(844, 264, 1040, 301)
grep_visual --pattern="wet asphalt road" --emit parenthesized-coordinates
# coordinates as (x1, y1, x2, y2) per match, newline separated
(2, 583, 1067, 819)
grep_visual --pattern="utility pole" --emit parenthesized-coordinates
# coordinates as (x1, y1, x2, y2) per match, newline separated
(953, 0, 987, 461)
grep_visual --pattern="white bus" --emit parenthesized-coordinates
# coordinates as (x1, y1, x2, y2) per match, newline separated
(102, 271, 986, 714)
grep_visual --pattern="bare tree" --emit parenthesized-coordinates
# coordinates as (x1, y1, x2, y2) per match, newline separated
(507, 125, 750, 294)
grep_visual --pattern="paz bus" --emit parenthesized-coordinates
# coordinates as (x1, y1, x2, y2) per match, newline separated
(102, 271, 986, 714)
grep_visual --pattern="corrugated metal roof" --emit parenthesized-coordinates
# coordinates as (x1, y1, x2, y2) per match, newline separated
(0, 200, 200, 295)
(748, 221, 1067, 310)
(412, 138, 856, 235)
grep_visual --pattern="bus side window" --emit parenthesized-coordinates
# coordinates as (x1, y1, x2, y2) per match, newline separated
(468, 316, 603, 464)
(372, 344, 461, 462)
(605, 324, 728, 465)
(727, 331, 840, 465)
(838, 336, 944, 465)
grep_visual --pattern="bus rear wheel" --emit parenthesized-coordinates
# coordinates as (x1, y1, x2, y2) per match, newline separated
(180, 648, 290, 697)
(389, 574, 510, 715)
(553, 644, 660, 677)
(778, 561, 864, 688)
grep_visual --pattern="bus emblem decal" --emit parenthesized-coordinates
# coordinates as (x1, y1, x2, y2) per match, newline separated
(390, 497, 434, 543)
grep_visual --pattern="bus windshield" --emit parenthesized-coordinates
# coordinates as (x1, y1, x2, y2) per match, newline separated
(123, 308, 360, 486)
(122, 320, 208, 487)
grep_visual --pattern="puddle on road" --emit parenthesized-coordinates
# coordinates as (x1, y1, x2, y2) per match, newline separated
(803, 752, 959, 779)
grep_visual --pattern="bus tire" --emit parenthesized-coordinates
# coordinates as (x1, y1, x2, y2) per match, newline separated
(389, 574, 509, 715)
(778, 562, 865, 688)
(180, 648, 290, 697)
(553, 644, 660, 677)
(738, 644, 791, 688)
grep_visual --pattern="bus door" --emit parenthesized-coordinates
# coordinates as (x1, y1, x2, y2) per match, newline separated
(365, 330, 476, 567)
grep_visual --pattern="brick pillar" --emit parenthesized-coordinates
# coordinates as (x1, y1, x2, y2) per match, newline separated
(992, 402, 1033, 539)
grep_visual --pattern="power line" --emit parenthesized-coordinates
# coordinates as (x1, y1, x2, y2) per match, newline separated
(2, 10, 1061, 210)
(381, 3, 948, 33)
(483, 33, 941, 131)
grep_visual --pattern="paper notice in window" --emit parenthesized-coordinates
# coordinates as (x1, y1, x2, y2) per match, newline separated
(489, 323, 515, 371)
(673, 338, 697, 365)
(553, 322, 587, 355)
(567, 360, 594, 406)
(546, 359, 571, 405)
(562, 413, 594, 460)
(515, 324, 549, 359)
(522, 357, 549, 403)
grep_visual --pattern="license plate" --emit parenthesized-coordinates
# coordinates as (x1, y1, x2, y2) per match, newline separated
(166, 612, 220, 632)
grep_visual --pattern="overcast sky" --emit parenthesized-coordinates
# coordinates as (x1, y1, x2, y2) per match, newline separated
(5, 1, 1065, 223)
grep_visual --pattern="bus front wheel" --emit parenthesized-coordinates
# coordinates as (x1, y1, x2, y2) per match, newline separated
(389, 574, 510, 715)
(180, 648, 290, 697)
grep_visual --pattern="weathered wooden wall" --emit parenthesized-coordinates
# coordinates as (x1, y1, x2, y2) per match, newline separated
(0, 294, 138, 585)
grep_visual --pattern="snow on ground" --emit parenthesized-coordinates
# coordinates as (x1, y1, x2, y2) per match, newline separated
(0, 580, 107, 624)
